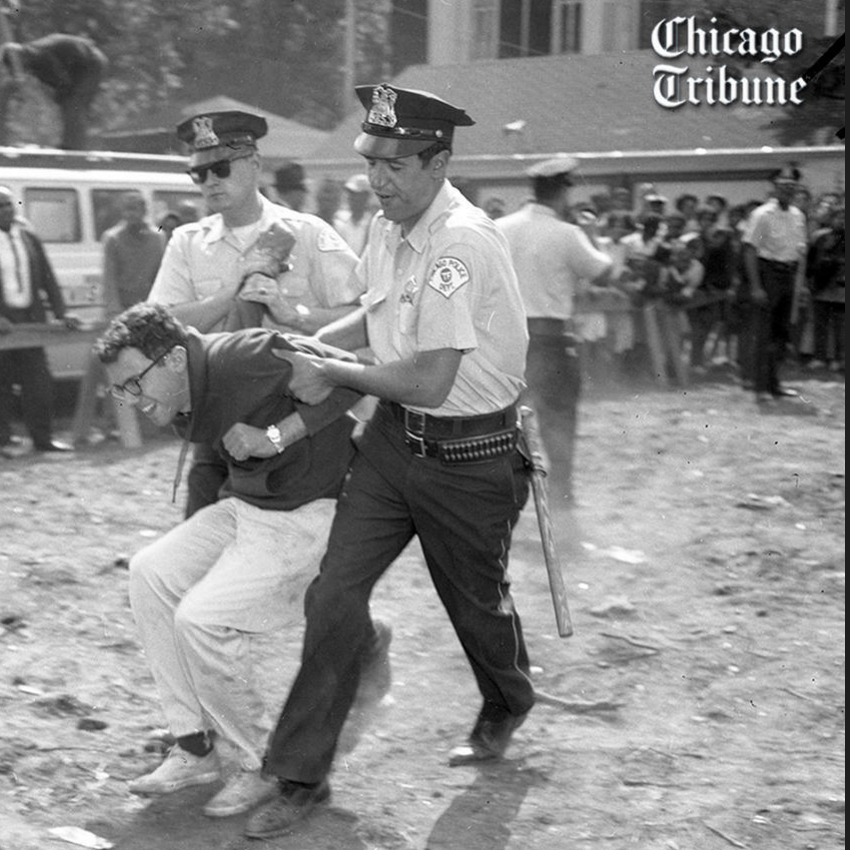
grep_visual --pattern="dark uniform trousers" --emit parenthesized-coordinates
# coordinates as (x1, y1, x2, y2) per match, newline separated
(753, 258, 797, 395)
(523, 319, 581, 503)
(263, 401, 534, 784)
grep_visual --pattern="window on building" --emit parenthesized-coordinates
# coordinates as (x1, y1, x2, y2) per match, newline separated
(553, 0, 582, 53)
(495, 0, 583, 58)
(499, 0, 555, 58)
(471, 0, 500, 59)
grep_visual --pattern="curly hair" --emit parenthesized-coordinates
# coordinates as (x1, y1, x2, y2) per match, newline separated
(94, 302, 188, 364)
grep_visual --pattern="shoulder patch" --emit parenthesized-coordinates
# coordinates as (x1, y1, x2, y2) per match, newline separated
(317, 228, 349, 252)
(427, 257, 470, 299)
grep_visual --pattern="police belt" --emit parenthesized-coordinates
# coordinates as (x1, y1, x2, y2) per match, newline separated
(758, 257, 798, 273)
(526, 317, 580, 349)
(385, 401, 519, 463)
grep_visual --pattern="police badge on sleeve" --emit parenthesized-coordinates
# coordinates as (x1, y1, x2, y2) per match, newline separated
(427, 257, 470, 298)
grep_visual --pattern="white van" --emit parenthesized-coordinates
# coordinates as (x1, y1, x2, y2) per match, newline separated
(0, 146, 202, 378)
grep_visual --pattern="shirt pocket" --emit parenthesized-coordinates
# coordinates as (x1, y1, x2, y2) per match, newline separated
(194, 277, 224, 300)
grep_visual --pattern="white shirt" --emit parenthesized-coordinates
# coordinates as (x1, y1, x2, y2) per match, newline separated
(0, 224, 33, 310)
(497, 202, 612, 320)
(742, 198, 807, 263)
(149, 194, 361, 331)
(358, 181, 527, 416)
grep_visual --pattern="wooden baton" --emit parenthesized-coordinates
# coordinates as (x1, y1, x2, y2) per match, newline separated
(519, 405, 574, 638)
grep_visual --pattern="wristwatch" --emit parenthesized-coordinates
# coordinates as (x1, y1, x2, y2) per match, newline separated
(265, 424, 285, 454)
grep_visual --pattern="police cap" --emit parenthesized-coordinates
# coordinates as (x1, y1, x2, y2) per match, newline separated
(354, 83, 474, 159)
(526, 155, 580, 186)
(177, 111, 267, 168)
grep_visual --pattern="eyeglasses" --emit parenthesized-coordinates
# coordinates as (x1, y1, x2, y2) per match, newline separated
(187, 152, 252, 185)
(110, 349, 172, 399)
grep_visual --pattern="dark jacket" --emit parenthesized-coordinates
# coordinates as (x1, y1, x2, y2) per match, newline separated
(0, 225, 68, 323)
(176, 327, 360, 511)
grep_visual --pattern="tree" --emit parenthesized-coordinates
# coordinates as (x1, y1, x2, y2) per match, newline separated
(692, 1, 845, 145)
(0, 0, 394, 147)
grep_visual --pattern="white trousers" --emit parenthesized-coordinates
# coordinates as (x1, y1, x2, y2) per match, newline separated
(129, 496, 336, 770)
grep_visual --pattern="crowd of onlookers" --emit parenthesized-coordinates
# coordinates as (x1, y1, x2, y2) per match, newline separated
(288, 167, 845, 387)
(482, 182, 845, 386)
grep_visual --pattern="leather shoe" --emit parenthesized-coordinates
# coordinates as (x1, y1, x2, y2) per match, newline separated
(244, 778, 331, 839)
(34, 439, 74, 453)
(448, 708, 529, 767)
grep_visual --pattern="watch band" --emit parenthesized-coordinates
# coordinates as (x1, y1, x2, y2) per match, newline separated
(266, 424, 285, 454)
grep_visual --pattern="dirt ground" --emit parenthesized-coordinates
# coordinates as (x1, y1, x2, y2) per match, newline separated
(0, 365, 844, 850)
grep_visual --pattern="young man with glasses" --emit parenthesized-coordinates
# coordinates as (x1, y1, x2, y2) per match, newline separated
(94, 301, 368, 818)
(147, 110, 362, 517)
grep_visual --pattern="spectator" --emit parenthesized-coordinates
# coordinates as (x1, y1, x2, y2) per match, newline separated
(101, 191, 164, 317)
(640, 242, 701, 385)
(94, 302, 361, 818)
(674, 192, 700, 233)
(664, 211, 688, 247)
(681, 206, 738, 373)
(71, 190, 165, 445)
(333, 173, 374, 255)
(158, 211, 182, 243)
(806, 205, 844, 372)
(595, 211, 639, 366)
(314, 177, 343, 225)
(177, 200, 201, 224)
(705, 193, 730, 228)
(482, 196, 506, 220)
(274, 160, 308, 212)
(0, 185, 77, 455)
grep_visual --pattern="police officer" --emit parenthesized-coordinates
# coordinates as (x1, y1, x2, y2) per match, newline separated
(497, 157, 612, 505)
(147, 111, 361, 516)
(741, 164, 808, 404)
(245, 84, 534, 838)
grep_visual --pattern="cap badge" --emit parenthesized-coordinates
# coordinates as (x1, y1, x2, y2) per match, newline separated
(368, 85, 398, 128)
(192, 116, 220, 150)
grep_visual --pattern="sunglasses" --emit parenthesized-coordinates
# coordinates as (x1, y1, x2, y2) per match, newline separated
(110, 349, 173, 400)
(188, 152, 252, 185)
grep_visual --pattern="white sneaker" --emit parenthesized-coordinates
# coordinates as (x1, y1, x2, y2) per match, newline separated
(129, 747, 219, 795)
(202, 770, 278, 818)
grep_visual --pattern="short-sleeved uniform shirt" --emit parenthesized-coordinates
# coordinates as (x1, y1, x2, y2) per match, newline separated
(357, 181, 527, 417)
(497, 202, 612, 320)
(148, 194, 361, 331)
(742, 199, 807, 263)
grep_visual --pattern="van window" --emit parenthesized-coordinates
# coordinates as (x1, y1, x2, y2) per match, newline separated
(23, 188, 81, 242)
(153, 190, 203, 224)
(92, 189, 132, 240)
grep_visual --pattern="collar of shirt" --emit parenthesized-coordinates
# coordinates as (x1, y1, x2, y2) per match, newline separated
(525, 202, 559, 219)
(202, 193, 283, 247)
(383, 180, 458, 255)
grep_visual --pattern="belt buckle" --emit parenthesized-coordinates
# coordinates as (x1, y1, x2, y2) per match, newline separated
(403, 408, 426, 432)
(405, 431, 428, 457)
